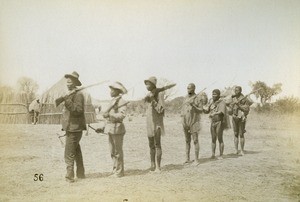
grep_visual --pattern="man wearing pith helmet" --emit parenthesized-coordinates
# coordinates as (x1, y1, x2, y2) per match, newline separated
(144, 76, 176, 173)
(55, 71, 86, 183)
(97, 82, 128, 178)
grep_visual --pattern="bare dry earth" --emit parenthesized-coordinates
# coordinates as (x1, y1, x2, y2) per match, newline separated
(0, 112, 299, 202)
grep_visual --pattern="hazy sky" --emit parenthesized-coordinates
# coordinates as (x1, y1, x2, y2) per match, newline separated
(0, 0, 299, 100)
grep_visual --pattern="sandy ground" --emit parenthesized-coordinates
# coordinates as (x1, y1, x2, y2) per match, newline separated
(0, 112, 299, 202)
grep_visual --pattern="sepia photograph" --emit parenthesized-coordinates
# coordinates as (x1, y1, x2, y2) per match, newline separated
(0, 0, 299, 201)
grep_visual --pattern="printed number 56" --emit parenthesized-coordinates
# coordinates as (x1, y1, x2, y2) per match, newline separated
(34, 174, 43, 181)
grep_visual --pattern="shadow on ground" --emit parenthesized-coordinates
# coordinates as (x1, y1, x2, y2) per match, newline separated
(244, 150, 261, 155)
(162, 163, 185, 172)
(125, 169, 151, 177)
(86, 172, 112, 179)
(124, 163, 186, 177)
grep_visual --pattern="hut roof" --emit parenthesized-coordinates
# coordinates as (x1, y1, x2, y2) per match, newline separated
(39, 77, 96, 124)
(41, 77, 92, 105)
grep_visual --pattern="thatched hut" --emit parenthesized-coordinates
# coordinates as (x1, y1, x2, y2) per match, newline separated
(39, 78, 96, 124)
(0, 89, 31, 124)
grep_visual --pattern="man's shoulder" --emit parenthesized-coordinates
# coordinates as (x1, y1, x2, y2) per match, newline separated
(237, 94, 245, 100)
(74, 91, 85, 99)
(217, 99, 226, 106)
(183, 94, 191, 100)
(237, 94, 248, 104)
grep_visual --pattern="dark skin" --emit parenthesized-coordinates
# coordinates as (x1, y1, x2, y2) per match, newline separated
(232, 87, 242, 106)
(186, 84, 202, 112)
(144, 81, 176, 102)
(103, 88, 121, 118)
(95, 88, 122, 133)
(234, 87, 242, 97)
(54, 78, 77, 106)
(145, 82, 156, 92)
(206, 91, 225, 158)
(144, 80, 176, 172)
(210, 92, 223, 116)
(66, 78, 76, 91)
(61, 77, 79, 100)
(184, 83, 201, 163)
(187, 84, 195, 95)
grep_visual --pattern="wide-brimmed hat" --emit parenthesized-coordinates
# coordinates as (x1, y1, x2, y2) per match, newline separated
(64, 71, 82, 86)
(109, 82, 127, 94)
(144, 76, 157, 87)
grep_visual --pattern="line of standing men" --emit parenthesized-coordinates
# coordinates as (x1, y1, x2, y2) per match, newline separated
(56, 71, 251, 183)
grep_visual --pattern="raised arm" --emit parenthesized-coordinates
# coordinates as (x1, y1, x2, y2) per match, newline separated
(157, 83, 176, 93)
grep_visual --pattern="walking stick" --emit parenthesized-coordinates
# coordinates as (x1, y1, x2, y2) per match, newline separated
(56, 133, 65, 148)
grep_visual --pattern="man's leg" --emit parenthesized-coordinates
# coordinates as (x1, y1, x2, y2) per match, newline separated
(154, 128, 162, 172)
(114, 134, 124, 177)
(64, 132, 79, 182)
(33, 111, 37, 124)
(30, 111, 34, 124)
(74, 132, 84, 178)
(191, 132, 199, 162)
(183, 128, 192, 163)
(210, 123, 217, 158)
(34, 112, 39, 124)
(148, 136, 156, 171)
(232, 117, 239, 154)
(240, 120, 246, 155)
(216, 121, 224, 158)
(109, 134, 117, 174)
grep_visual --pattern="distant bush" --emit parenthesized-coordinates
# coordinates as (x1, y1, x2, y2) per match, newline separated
(253, 96, 300, 114)
(165, 96, 184, 114)
(273, 96, 300, 114)
(126, 97, 185, 115)
(126, 100, 146, 115)
(253, 103, 272, 113)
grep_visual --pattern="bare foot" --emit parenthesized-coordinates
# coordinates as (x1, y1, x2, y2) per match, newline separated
(240, 151, 245, 156)
(65, 177, 75, 183)
(193, 160, 200, 166)
(149, 166, 155, 172)
(218, 156, 224, 160)
(184, 160, 194, 165)
(235, 150, 239, 155)
(154, 168, 161, 173)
